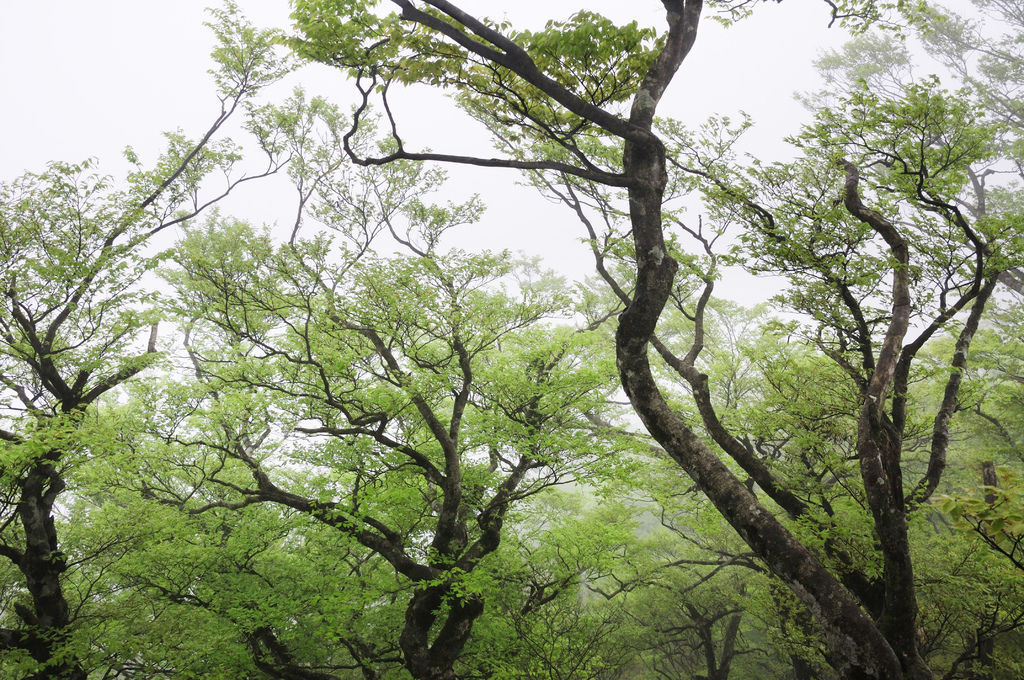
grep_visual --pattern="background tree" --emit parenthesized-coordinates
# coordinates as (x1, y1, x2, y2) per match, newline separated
(460, 492, 642, 680)
(138, 156, 632, 679)
(0, 8, 288, 678)
(918, 0, 1024, 236)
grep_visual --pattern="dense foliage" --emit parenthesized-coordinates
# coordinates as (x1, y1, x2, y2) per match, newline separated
(2, 1, 1023, 680)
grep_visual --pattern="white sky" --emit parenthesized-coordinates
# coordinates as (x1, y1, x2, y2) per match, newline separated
(0, 1, 854, 299)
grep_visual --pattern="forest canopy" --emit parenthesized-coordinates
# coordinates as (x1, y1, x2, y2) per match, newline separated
(1, 2, 1024, 680)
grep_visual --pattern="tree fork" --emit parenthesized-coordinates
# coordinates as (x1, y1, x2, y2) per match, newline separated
(616, 132, 902, 680)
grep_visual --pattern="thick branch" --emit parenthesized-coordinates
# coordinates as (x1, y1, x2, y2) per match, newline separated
(78, 323, 160, 405)
(911, 275, 999, 507)
(391, 0, 641, 141)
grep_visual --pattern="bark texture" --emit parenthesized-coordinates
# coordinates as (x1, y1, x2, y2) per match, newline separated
(9, 462, 86, 680)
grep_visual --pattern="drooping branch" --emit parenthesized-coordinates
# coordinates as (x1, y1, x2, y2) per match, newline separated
(342, 67, 631, 186)
(189, 428, 439, 584)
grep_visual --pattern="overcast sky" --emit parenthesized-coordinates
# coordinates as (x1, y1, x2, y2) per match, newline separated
(0, 1, 856, 297)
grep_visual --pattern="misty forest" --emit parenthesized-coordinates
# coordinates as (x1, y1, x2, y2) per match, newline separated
(2, 1, 1024, 679)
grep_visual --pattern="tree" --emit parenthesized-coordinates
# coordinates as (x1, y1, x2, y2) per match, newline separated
(0, 8, 287, 678)
(286, 2, 1022, 678)
(462, 491, 642, 679)
(143, 176, 631, 680)
(616, 508, 770, 680)
(917, 0, 1024, 233)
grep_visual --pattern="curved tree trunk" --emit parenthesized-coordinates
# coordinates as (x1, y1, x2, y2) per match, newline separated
(616, 125, 903, 679)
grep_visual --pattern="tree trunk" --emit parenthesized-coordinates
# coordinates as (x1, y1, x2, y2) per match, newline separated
(972, 462, 998, 680)
(617, 132, 903, 679)
(15, 462, 85, 680)
(399, 585, 484, 680)
(858, 420, 931, 680)
(712, 612, 742, 680)
(973, 634, 995, 680)
(791, 654, 820, 680)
